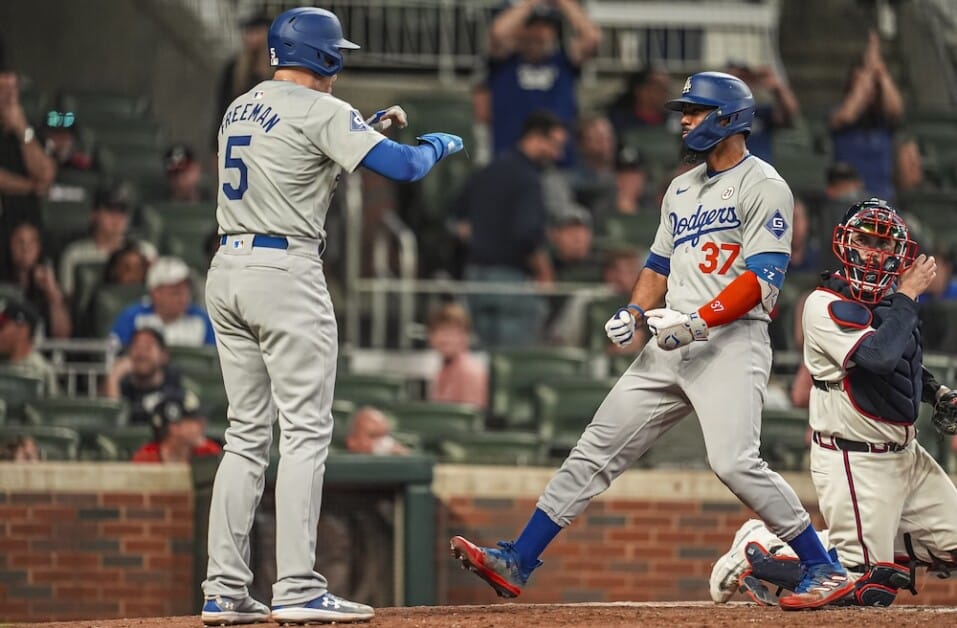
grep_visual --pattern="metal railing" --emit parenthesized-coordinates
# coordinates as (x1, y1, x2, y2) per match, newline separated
(36, 338, 117, 398)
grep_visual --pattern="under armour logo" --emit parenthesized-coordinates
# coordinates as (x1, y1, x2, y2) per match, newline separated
(321, 597, 341, 609)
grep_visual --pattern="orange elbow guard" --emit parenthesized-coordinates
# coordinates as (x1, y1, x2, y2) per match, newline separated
(697, 271, 762, 327)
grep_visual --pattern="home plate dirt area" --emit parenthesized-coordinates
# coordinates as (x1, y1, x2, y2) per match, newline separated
(11, 602, 957, 628)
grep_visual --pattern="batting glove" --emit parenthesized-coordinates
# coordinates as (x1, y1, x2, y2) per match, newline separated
(645, 308, 709, 351)
(366, 105, 408, 132)
(417, 132, 464, 161)
(604, 305, 644, 347)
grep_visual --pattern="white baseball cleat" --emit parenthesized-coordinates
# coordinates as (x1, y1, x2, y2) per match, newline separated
(709, 519, 781, 603)
(271, 592, 374, 624)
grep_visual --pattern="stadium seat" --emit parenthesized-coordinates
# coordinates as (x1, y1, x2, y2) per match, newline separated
(760, 407, 810, 471)
(639, 413, 710, 470)
(168, 345, 221, 377)
(334, 373, 408, 406)
(183, 371, 229, 426)
(439, 431, 545, 465)
(489, 347, 589, 431)
(110, 425, 155, 460)
(920, 300, 957, 355)
(90, 284, 148, 338)
(383, 401, 483, 452)
(0, 282, 24, 303)
(600, 212, 660, 247)
(0, 424, 81, 461)
(0, 371, 44, 421)
(56, 168, 104, 197)
(584, 296, 627, 353)
(149, 202, 218, 271)
(71, 261, 108, 335)
(89, 119, 165, 152)
(0, 398, 6, 424)
(330, 399, 358, 450)
(59, 91, 150, 122)
(41, 197, 92, 256)
(533, 378, 615, 457)
(25, 397, 129, 430)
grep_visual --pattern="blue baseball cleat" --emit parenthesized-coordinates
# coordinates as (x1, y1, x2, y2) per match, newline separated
(270, 592, 374, 624)
(201, 595, 270, 625)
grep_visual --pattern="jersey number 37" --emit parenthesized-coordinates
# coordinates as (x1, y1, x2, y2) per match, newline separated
(223, 135, 252, 200)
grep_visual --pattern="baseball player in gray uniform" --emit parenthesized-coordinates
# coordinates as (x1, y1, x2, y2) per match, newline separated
(451, 71, 853, 611)
(200, 7, 463, 626)
(709, 199, 957, 608)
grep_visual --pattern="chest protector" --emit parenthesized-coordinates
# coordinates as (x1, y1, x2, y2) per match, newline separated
(821, 273, 922, 424)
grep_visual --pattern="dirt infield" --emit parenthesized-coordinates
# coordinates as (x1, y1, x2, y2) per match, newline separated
(11, 602, 957, 628)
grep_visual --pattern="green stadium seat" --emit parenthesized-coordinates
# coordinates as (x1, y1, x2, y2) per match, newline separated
(330, 399, 358, 450)
(110, 425, 155, 460)
(168, 345, 221, 377)
(41, 198, 92, 252)
(183, 372, 229, 426)
(639, 413, 710, 470)
(56, 168, 104, 197)
(149, 202, 219, 271)
(59, 91, 150, 122)
(0, 398, 6, 424)
(0, 424, 81, 461)
(334, 373, 407, 406)
(383, 401, 483, 450)
(25, 397, 129, 430)
(0, 371, 44, 421)
(584, 296, 627, 353)
(80, 433, 123, 461)
(0, 282, 24, 303)
(760, 407, 810, 471)
(533, 378, 616, 458)
(439, 431, 545, 465)
(489, 347, 589, 431)
(600, 212, 660, 247)
(90, 284, 147, 338)
(89, 119, 164, 152)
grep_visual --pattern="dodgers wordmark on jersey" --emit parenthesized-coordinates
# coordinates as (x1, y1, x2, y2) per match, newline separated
(649, 155, 793, 321)
(216, 80, 386, 239)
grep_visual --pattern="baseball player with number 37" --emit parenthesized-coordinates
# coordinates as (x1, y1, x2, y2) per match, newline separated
(451, 71, 854, 610)
(199, 6, 463, 626)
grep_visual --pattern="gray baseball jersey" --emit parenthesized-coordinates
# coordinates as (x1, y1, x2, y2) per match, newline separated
(204, 80, 383, 606)
(216, 80, 385, 238)
(537, 155, 812, 544)
(650, 156, 793, 321)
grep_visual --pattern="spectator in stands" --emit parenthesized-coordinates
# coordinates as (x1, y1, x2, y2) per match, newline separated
(605, 67, 674, 136)
(546, 247, 642, 348)
(814, 162, 867, 269)
(426, 303, 488, 410)
(104, 327, 187, 425)
(0, 299, 59, 394)
(0, 434, 41, 462)
(110, 256, 214, 348)
(830, 30, 904, 201)
(132, 388, 221, 463)
(2, 221, 71, 338)
(41, 108, 94, 176)
(548, 204, 597, 281)
(213, 10, 273, 148)
(58, 182, 157, 299)
(453, 110, 567, 347)
(485, 0, 601, 165)
(566, 113, 617, 219)
(724, 62, 800, 164)
(0, 69, 56, 243)
(919, 248, 957, 303)
(787, 197, 820, 274)
(102, 242, 149, 287)
(895, 136, 925, 193)
(344, 406, 410, 456)
(163, 143, 211, 202)
(614, 144, 651, 215)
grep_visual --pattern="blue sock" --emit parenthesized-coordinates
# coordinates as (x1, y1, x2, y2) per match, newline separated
(512, 508, 561, 572)
(787, 525, 833, 567)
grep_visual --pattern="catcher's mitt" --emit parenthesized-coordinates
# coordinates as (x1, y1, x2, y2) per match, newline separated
(932, 390, 957, 435)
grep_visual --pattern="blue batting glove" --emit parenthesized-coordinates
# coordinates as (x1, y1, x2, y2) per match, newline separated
(417, 132, 464, 161)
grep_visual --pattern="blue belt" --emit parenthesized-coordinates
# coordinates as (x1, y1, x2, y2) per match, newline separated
(220, 234, 288, 249)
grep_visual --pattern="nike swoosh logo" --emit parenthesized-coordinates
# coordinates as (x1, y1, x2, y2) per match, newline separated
(676, 187, 690, 195)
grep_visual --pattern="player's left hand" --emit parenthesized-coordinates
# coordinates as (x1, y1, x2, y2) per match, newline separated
(645, 308, 709, 350)
(933, 389, 957, 435)
(366, 105, 408, 132)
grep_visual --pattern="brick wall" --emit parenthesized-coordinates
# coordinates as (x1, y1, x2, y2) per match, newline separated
(0, 464, 194, 622)
(434, 467, 957, 605)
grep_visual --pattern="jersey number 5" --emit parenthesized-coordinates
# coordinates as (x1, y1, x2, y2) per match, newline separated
(223, 135, 252, 200)
(698, 242, 741, 274)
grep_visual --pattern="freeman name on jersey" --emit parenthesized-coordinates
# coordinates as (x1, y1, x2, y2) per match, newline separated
(670, 204, 742, 247)
(219, 101, 282, 136)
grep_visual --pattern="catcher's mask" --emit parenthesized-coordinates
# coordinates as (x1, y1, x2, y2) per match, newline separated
(832, 198, 917, 304)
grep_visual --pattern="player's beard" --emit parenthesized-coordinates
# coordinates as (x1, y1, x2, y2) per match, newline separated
(680, 143, 711, 165)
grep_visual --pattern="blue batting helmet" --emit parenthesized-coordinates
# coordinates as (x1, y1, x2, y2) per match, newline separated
(267, 7, 359, 77)
(665, 71, 754, 152)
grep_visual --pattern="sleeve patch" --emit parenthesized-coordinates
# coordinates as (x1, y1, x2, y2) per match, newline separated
(764, 209, 789, 239)
(349, 109, 370, 132)
(827, 300, 873, 330)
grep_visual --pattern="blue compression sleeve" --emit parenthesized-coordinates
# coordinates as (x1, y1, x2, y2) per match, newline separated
(745, 252, 789, 289)
(644, 252, 671, 276)
(360, 138, 438, 182)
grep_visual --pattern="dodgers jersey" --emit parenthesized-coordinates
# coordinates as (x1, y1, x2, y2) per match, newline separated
(216, 80, 386, 238)
(802, 289, 915, 445)
(649, 155, 793, 322)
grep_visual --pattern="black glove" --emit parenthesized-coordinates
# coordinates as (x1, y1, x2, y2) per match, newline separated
(932, 390, 957, 435)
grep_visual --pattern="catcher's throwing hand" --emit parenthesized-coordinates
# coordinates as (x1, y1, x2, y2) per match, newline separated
(605, 307, 641, 347)
(933, 388, 957, 435)
(645, 308, 709, 350)
(366, 105, 408, 132)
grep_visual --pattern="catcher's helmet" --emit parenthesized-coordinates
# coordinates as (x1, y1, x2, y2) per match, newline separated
(833, 198, 918, 304)
(268, 7, 359, 77)
(666, 71, 754, 152)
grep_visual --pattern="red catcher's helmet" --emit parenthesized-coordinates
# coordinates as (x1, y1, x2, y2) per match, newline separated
(832, 198, 918, 304)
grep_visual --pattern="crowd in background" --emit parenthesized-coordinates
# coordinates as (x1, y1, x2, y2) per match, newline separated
(1, 0, 957, 462)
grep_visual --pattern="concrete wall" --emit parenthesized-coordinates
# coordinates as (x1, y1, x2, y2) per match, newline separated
(0, 0, 225, 161)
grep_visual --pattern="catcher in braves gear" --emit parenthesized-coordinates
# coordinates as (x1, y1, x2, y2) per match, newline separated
(201, 6, 462, 626)
(450, 71, 853, 611)
(710, 199, 957, 608)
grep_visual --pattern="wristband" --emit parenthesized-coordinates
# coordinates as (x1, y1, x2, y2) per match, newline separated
(626, 304, 645, 321)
